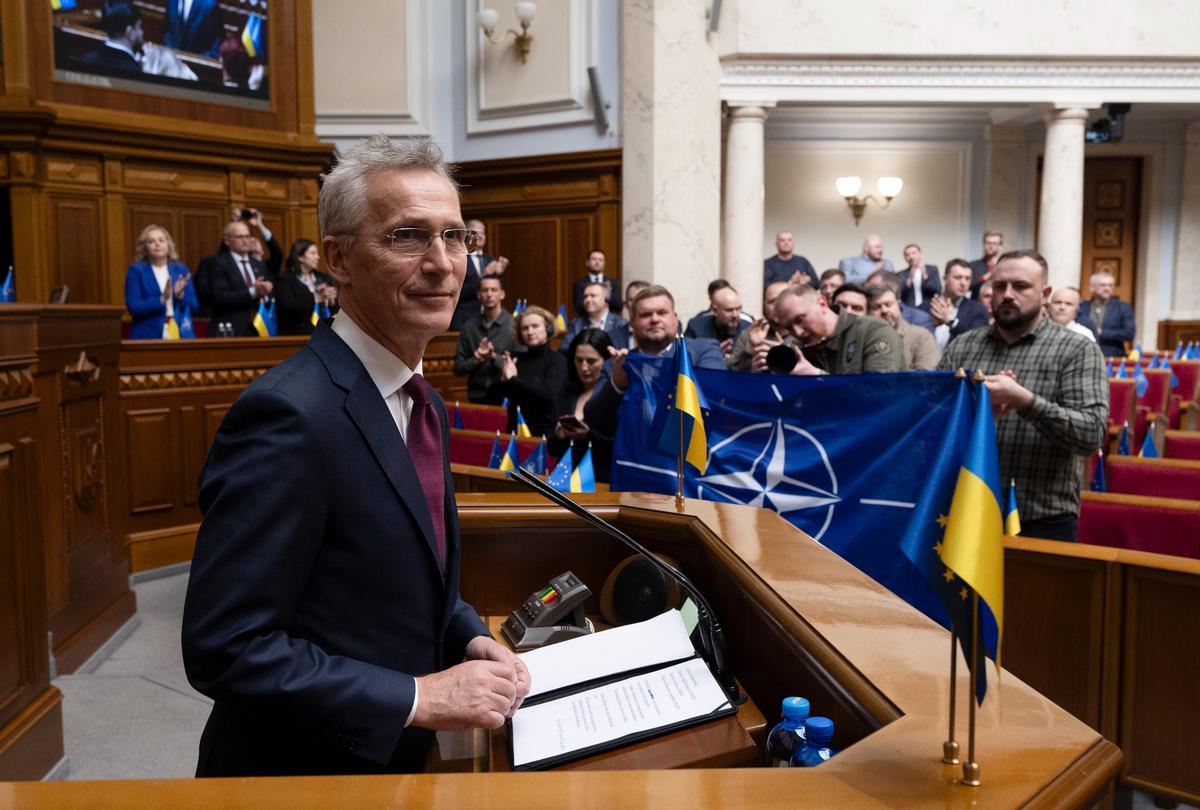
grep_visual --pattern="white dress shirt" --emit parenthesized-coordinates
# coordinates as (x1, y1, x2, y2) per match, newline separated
(151, 263, 173, 337)
(330, 311, 423, 725)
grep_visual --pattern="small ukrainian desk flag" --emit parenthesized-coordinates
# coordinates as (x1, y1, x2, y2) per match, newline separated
(515, 406, 532, 438)
(241, 14, 264, 59)
(1004, 480, 1021, 536)
(252, 300, 276, 337)
(498, 433, 520, 472)
(654, 337, 709, 474)
(555, 305, 568, 334)
(570, 444, 596, 493)
(311, 300, 321, 328)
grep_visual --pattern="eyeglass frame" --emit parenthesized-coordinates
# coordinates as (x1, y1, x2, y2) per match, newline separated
(332, 227, 479, 257)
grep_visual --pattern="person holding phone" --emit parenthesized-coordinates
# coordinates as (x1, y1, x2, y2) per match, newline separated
(125, 224, 199, 339)
(549, 328, 615, 483)
(274, 238, 338, 336)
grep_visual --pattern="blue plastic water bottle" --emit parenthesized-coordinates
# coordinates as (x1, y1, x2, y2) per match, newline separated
(766, 696, 809, 766)
(792, 717, 837, 767)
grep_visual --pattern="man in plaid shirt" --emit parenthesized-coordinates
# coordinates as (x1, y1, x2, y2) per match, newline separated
(940, 250, 1107, 541)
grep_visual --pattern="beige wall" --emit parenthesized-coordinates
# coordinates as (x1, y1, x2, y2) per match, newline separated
(477, 0, 572, 110)
(312, 0, 411, 121)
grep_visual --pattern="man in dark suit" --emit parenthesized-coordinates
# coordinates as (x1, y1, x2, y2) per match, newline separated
(897, 243, 942, 307)
(1078, 270, 1136, 357)
(450, 219, 507, 330)
(684, 282, 749, 358)
(572, 249, 621, 316)
(968, 230, 1004, 298)
(81, 2, 144, 75)
(201, 220, 274, 336)
(558, 280, 630, 353)
(182, 135, 530, 777)
(164, 0, 225, 57)
(921, 259, 990, 351)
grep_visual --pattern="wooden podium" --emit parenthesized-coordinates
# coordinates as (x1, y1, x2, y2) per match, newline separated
(0, 491, 1122, 807)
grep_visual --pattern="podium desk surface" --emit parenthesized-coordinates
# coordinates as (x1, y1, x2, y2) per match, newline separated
(0, 493, 1120, 808)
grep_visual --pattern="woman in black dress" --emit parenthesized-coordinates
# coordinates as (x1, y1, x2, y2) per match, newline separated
(489, 305, 567, 438)
(549, 327, 615, 483)
(274, 239, 338, 336)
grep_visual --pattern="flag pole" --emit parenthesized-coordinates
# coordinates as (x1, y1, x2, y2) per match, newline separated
(961, 589, 982, 787)
(943, 621, 960, 765)
(675, 332, 685, 511)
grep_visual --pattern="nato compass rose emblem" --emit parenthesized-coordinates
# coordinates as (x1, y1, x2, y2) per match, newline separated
(697, 419, 840, 541)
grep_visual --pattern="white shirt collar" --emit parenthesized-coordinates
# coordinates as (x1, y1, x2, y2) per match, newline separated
(331, 311, 420, 401)
(105, 41, 140, 61)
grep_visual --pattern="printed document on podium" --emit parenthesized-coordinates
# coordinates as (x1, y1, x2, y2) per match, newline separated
(510, 658, 732, 769)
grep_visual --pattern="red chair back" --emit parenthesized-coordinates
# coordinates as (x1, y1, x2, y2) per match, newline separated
(1165, 430, 1200, 461)
(1107, 456, 1200, 501)
(454, 403, 509, 433)
(1138, 369, 1172, 413)
(1172, 360, 1200, 400)
(1079, 491, 1200, 558)
(1108, 378, 1136, 429)
(448, 429, 557, 471)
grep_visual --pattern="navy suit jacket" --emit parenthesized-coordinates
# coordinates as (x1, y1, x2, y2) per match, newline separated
(573, 275, 623, 317)
(165, 0, 225, 57)
(558, 312, 630, 355)
(124, 261, 200, 340)
(896, 264, 942, 307)
(920, 296, 990, 341)
(205, 251, 270, 336)
(1078, 299, 1136, 357)
(450, 252, 495, 331)
(182, 323, 489, 776)
(968, 258, 995, 298)
(684, 312, 750, 342)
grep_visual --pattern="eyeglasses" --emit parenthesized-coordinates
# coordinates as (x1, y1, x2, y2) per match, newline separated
(345, 227, 478, 256)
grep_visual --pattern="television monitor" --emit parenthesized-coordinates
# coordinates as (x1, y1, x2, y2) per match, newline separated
(52, 0, 270, 110)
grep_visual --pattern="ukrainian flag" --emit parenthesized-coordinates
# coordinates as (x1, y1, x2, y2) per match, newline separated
(50, 0, 77, 9)
(655, 337, 709, 473)
(570, 444, 596, 493)
(555, 304, 568, 334)
(547, 446, 573, 492)
(1128, 343, 1142, 361)
(241, 14, 264, 59)
(515, 406, 532, 438)
(1004, 480, 1021, 536)
(940, 381, 1004, 702)
(498, 433, 520, 472)
(165, 315, 181, 340)
(252, 300, 276, 337)
(311, 300, 320, 327)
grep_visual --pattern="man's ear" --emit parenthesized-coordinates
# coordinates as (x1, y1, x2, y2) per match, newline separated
(323, 236, 350, 286)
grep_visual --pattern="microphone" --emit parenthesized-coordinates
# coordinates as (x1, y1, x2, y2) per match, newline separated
(506, 466, 743, 703)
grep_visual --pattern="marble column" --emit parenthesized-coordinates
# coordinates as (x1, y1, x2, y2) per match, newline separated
(1172, 122, 1200, 319)
(983, 123, 1026, 247)
(1037, 107, 1090, 291)
(622, 0, 722, 322)
(722, 103, 773, 302)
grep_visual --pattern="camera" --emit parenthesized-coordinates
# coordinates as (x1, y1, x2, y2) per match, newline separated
(766, 344, 800, 374)
(237, 208, 255, 221)
(1085, 103, 1131, 144)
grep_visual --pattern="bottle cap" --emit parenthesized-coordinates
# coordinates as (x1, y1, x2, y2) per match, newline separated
(781, 696, 810, 721)
(804, 716, 834, 742)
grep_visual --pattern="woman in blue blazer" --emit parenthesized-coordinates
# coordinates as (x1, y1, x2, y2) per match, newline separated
(125, 224, 200, 339)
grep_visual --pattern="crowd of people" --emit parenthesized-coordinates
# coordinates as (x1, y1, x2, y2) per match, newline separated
(449, 228, 1117, 541)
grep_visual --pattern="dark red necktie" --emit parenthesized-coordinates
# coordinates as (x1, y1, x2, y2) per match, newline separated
(402, 374, 446, 568)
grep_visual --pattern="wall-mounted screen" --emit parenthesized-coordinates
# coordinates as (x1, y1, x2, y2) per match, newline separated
(52, 0, 270, 109)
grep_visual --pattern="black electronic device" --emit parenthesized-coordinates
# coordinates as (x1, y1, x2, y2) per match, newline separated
(501, 571, 594, 651)
(766, 343, 800, 374)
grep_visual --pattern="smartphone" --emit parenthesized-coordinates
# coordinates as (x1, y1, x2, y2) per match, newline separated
(557, 415, 586, 431)
(238, 208, 254, 221)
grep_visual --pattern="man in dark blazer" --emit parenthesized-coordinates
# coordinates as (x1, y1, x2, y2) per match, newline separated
(559, 279, 630, 353)
(897, 244, 942, 307)
(968, 230, 1004, 298)
(202, 220, 273, 336)
(164, 0, 225, 57)
(182, 135, 529, 777)
(81, 2, 144, 75)
(450, 219, 507, 330)
(921, 259, 990, 350)
(1078, 270, 1136, 357)
(572, 249, 622, 316)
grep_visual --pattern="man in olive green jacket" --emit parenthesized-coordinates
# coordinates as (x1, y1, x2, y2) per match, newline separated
(751, 284, 903, 375)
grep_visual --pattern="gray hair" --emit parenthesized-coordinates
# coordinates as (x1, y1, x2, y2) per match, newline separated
(318, 134, 458, 247)
(1089, 270, 1115, 285)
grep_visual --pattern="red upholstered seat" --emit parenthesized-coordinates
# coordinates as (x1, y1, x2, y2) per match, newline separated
(448, 428, 557, 471)
(1108, 378, 1136, 430)
(1171, 360, 1200, 400)
(1107, 456, 1200, 500)
(1165, 431, 1200, 461)
(1138, 368, 1172, 413)
(452, 403, 509, 433)
(1079, 491, 1200, 558)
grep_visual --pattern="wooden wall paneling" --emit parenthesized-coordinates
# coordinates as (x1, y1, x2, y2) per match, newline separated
(177, 207, 229, 275)
(1081, 158, 1142, 308)
(563, 214, 594, 308)
(47, 193, 103, 303)
(123, 408, 173, 514)
(8, 161, 49, 305)
(178, 404, 204, 507)
(1119, 565, 1200, 804)
(491, 217, 562, 313)
(1157, 320, 1200, 349)
(126, 204, 180, 255)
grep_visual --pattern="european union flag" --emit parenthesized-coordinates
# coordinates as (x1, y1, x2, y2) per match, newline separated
(516, 406, 532, 438)
(612, 358, 999, 655)
(241, 14, 265, 59)
(1117, 422, 1131, 456)
(1090, 450, 1106, 492)
(1132, 360, 1149, 398)
(571, 445, 596, 493)
(547, 446, 573, 492)
(521, 437, 548, 475)
(486, 431, 503, 468)
(1140, 424, 1159, 458)
(651, 337, 709, 473)
(498, 433, 520, 472)
(0, 266, 13, 302)
(454, 402, 465, 430)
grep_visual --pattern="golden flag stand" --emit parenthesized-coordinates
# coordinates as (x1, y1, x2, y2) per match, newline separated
(961, 588, 982, 787)
(942, 622, 960, 766)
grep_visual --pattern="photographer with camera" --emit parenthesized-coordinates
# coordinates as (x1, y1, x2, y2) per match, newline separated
(751, 284, 902, 376)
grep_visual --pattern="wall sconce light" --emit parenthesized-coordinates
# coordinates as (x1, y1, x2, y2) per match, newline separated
(476, 3, 538, 65)
(835, 176, 903, 226)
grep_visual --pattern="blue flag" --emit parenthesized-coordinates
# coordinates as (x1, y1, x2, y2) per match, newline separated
(1147, 354, 1159, 370)
(612, 359, 1001, 662)
(177, 302, 196, 339)
(1132, 360, 1149, 398)
(1090, 450, 1106, 492)
(1117, 422, 1130, 456)
(1105, 358, 1113, 377)
(487, 431, 503, 468)
(454, 402, 465, 430)
(1140, 424, 1159, 459)
(241, 13, 265, 59)
(547, 446, 574, 492)
(0, 266, 13, 302)
(1115, 361, 1126, 379)
(1174, 340, 1184, 360)
(571, 445, 596, 493)
(652, 337, 710, 473)
(521, 437, 548, 475)
(498, 433, 520, 472)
